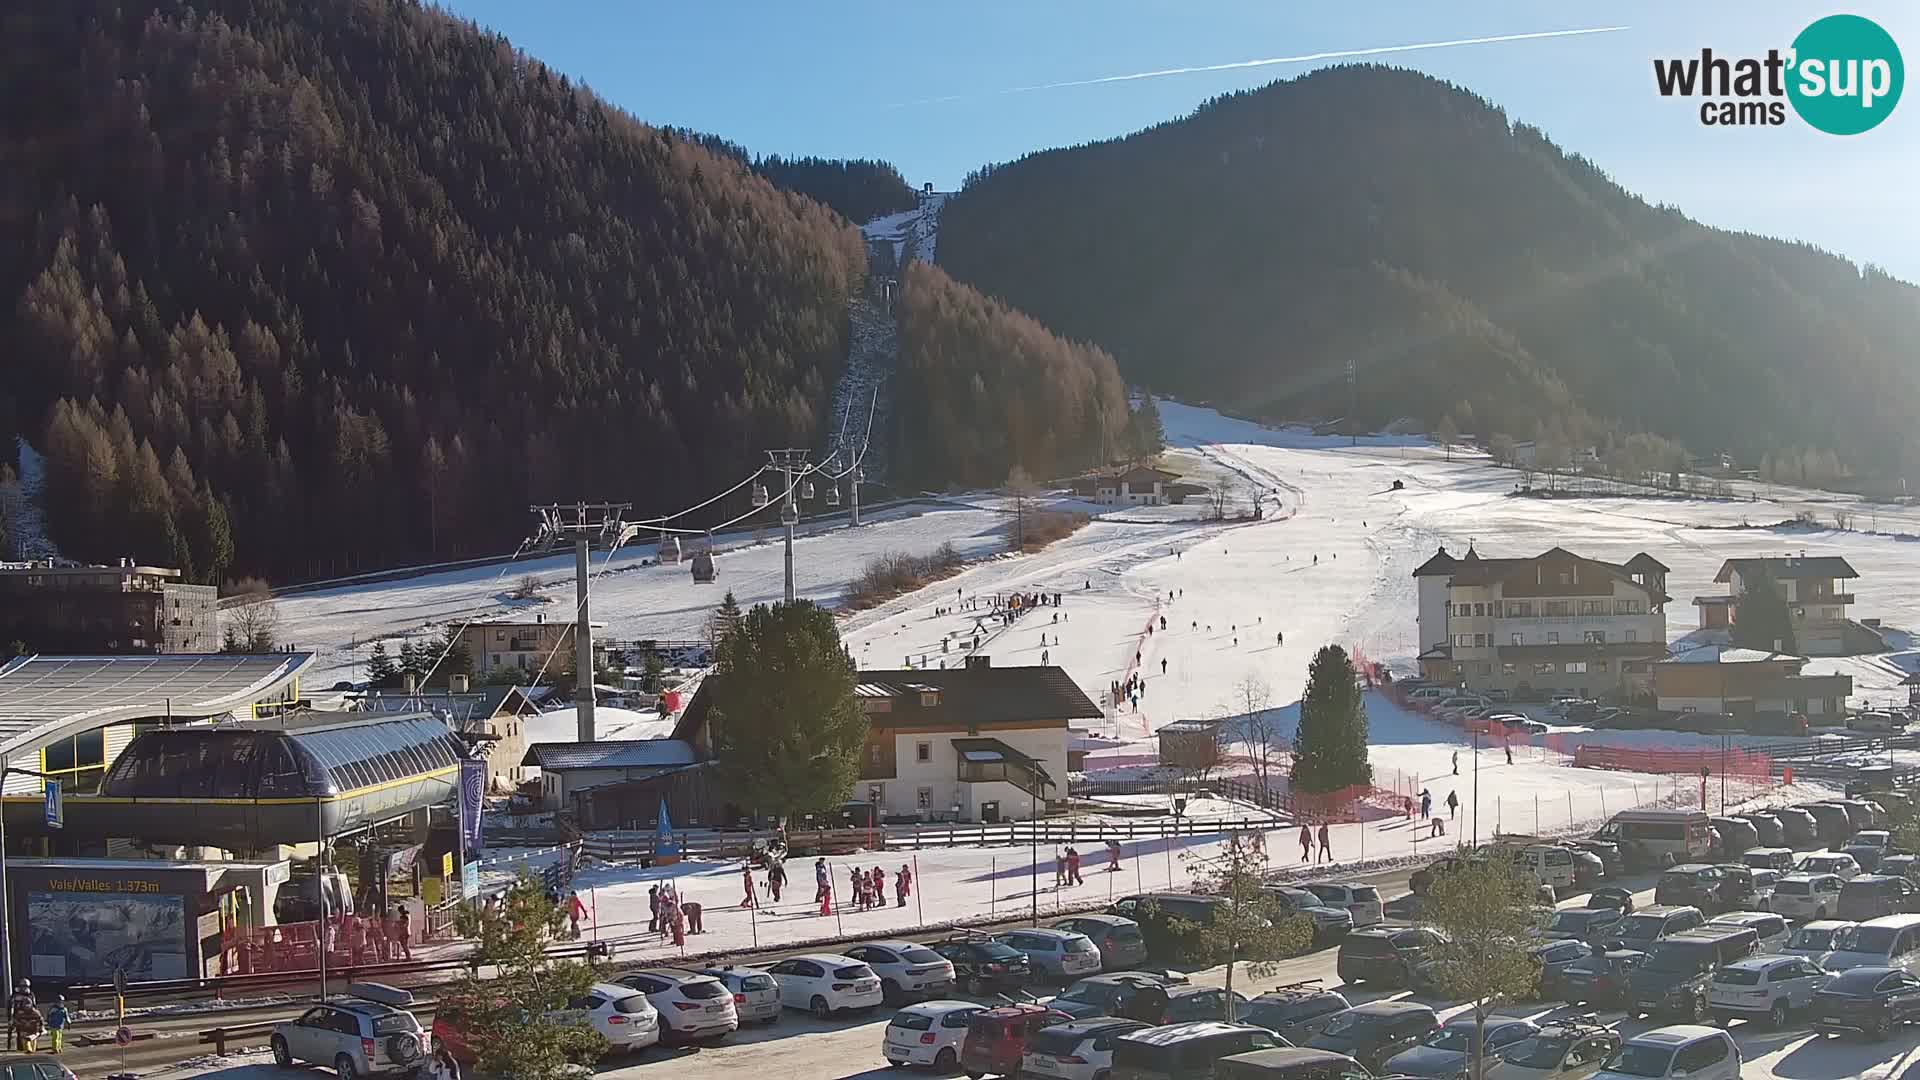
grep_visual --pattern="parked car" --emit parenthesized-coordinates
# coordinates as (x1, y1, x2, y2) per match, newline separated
(1216, 1048, 1375, 1080)
(1048, 973, 1187, 1021)
(763, 953, 884, 1018)
(1306, 1000, 1441, 1073)
(1543, 907, 1624, 946)
(1817, 912, 1920, 973)
(1625, 927, 1759, 1020)
(1812, 965, 1920, 1040)
(1051, 914, 1152, 971)
(1708, 816, 1760, 856)
(696, 965, 781, 1024)
(1410, 855, 1481, 897)
(960, 1004, 1074, 1079)
(1750, 869, 1781, 910)
(1018, 1017, 1152, 1080)
(1110, 1021, 1283, 1080)
(1600, 905, 1705, 953)
(1769, 873, 1846, 921)
(1109, 893, 1232, 963)
(1302, 883, 1385, 929)
(1704, 911, 1790, 953)
(995, 929, 1105, 981)
(932, 936, 1035, 997)
(1565, 839, 1624, 879)
(1848, 711, 1906, 733)
(1706, 864, 1762, 909)
(1260, 886, 1356, 941)
(1735, 813, 1787, 848)
(1238, 985, 1352, 1044)
(1552, 949, 1643, 1008)
(1530, 940, 1594, 1001)
(1587, 886, 1634, 914)
(1592, 1025, 1742, 1080)
(0, 1056, 77, 1080)
(1837, 874, 1920, 921)
(1843, 831, 1895, 873)
(1707, 954, 1829, 1028)
(1385, 1015, 1535, 1079)
(1653, 865, 1737, 914)
(882, 1000, 983, 1072)
(1784, 920, 1858, 960)
(1796, 803, 1855, 847)
(1879, 854, 1920, 883)
(614, 967, 738, 1043)
(1739, 845, 1794, 872)
(1335, 926, 1446, 986)
(1836, 798, 1886, 828)
(841, 941, 957, 1003)
(1795, 852, 1862, 881)
(1151, 987, 1251, 1026)
(1770, 806, 1820, 846)
(1484, 1016, 1621, 1080)
(270, 986, 431, 1077)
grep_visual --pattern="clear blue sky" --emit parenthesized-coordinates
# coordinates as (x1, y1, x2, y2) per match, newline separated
(439, 1, 1917, 279)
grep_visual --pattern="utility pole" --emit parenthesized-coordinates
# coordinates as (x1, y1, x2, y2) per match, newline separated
(763, 450, 811, 604)
(527, 502, 637, 743)
(1347, 359, 1357, 448)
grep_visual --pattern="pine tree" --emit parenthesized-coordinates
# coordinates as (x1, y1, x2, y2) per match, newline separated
(398, 640, 421, 684)
(1130, 392, 1166, 456)
(705, 590, 744, 651)
(437, 623, 473, 686)
(448, 876, 604, 1078)
(1291, 644, 1372, 793)
(709, 600, 868, 820)
(1731, 566, 1798, 654)
(194, 487, 234, 585)
(366, 640, 398, 687)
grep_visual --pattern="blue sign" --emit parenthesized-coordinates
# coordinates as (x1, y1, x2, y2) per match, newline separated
(43, 779, 61, 830)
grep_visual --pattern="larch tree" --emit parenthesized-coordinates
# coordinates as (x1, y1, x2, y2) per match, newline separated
(1731, 565, 1798, 655)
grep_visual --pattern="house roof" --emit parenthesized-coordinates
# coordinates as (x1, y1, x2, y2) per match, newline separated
(1714, 556, 1859, 583)
(1441, 546, 1670, 601)
(1411, 546, 1460, 578)
(520, 739, 699, 770)
(1625, 553, 1671, 574)
(1692, 595, 1739, 607)
(676, 663, 1101, 740)
(1662, 645, 1807, 665)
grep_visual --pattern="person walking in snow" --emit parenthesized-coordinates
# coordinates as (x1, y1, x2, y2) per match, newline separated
(1067, 847, 1083, 885)
(1042, 649, 1049, 664)
(1505, 744, 1514, 765)
(1420, 789, 1432, 819)
(1107, 839, 1122, 872)
(741, 866, 757, 908)
(648, 885, 662, 934)
(815, 858, 830, 905)
(1277, 631, 1284, 645)
(898, 864, 912, 907)
(1447, 791, 1460, 819)
(1317, 823, 1332, 863)
(767, 859, 786, 902)
(1298, 825, 1313, 861)
(1451, 750, 1459, 775)
(1055, 851, 1068, 888)
(1161, 658, 1167, 675)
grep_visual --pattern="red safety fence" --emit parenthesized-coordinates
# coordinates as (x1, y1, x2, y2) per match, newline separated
(221, 914, 424, 976)
(1569, 743, 1773, 779)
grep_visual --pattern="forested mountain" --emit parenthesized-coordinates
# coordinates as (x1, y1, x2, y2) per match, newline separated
(893, 261, 1128, 488)
(665, 130, 919, 225)
(940, 65, 1920, 479)
(0, 0, 1076, 583)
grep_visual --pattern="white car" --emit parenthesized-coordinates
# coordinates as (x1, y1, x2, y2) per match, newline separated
(1707, 954, 1829, 1027)
(1769, 873, 1846, 920)
(766, 953, 885, 1017)
(843, 940, 959, 1001)
(1303, 883, 1384, 928)
(562, 982, 662, 1053)
(1784, 920, 1858, 959)
(1795, 853, 1862, 881)
(1020, 1017, 1153, 1080)
(1593, 1025, 1742, 1080)
(614, 968, 739, 1043)
(882, 1000, 983, 1071)
(1705, 911, 1791, 954)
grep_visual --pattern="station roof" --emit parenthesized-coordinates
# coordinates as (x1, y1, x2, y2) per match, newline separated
(521, 739, 700, 770)
(0, 652, 314, 756)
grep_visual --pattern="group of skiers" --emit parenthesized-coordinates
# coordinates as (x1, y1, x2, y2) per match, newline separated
(1111, 670, 1146, 711)
(647, 882, 699, 946)
(6, 980, 67, 1055)
(1413, 787, 1460, 838)
(787, 857, 910, 914)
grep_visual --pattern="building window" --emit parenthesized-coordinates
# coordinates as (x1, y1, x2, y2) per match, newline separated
(1616, 599, 1642, 615)
(916, 741, 931, 763)
(1508, 601, 1534, 618)
(1501, 663, 1517, 676)
(1533, 662, 1557, 675)
(1479, 663, 1493, 676)
(1565, 661, 1588, 674)
(870, 744, 882, 765)
(1558, 572, 1572, 585)
(1583, 630, 1606, 645)
(1624, 630, 1637, 643)
(1510, 633, 1524, 646)
(916, 786, 932, 810)
(1454, 634, 1473, 648)
(1473, 603, 1487, 617)
(1579, 600, 1608, 616)
(1546, 632, 1560, 645)
(1473, 634, 1487, 648)
(1593, 660, 1609, 672)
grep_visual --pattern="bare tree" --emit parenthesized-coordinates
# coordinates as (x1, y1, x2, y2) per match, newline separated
(511, 573, 542, 600)
(1834, 509, 1853, 531)
(223, 582, 281, 653)
(1232, 674, 1286, 798)
(1488, 433, 1515, 467)
(1436, 413, 1460, 463)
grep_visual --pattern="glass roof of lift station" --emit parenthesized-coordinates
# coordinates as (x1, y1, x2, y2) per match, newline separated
(100, 711, 464, 799)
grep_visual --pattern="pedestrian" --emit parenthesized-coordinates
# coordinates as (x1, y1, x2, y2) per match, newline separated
(648, 885, 662, 933)
(568, 891, 587, 938)
(1430, 816, 1444, 839)
(1317, 823, 1332, 862)
(395, 906, 413, 959)
(1447, 791, 1459, 819)
(1277, 631, 1283, 645)
(1505, 744, 1514, 765)
(1042, 649, 1049, 664)
(768, 860, 786, 902)
(1420, 789, 1432, 819)
(11, 980, 41, 1053)
(852, 865, 867, 909)
(1161, 658, 1167, 675)
(741, 865, 758, 908)
(44, 996, 67, 1056)
(1055, 851, 1068, 887)
(898, 864, 912, 907)
(874, 867, 888, 905)
(1298, 825, 1313, 861)
(1451, 750, 1459, 775)
(1068, 847, 1084, 885)
(1107, 839, 1122, 872)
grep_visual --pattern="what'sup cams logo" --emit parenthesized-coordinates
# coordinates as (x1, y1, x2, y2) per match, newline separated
(1654, 14, 1903, 134)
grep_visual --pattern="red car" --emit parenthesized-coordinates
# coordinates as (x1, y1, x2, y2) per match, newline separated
(959, 1003, 1072, 1079)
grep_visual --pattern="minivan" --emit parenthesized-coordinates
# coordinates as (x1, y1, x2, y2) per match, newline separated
(1510, 846, 1577, 895)
(1595, 809, 1712, 868)
(1796, 803, 1854, 847)
(1626, 928, 1759, 1020)
(1839, 875, 1920, 921)
(1110, 894, 1231, 962)
(1111, 1022, 1284, 1080)
(1709, 816, 1760, 856)
(1819, 913, 1920, 973)
(1740, 847, 1795, 873)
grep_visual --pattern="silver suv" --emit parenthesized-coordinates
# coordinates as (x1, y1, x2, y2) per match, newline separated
(270, 984, 430, 1078)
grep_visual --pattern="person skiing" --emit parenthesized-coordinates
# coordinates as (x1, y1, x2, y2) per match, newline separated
(741, 865, 758, 909)
(1042, 649, 1049, 664)
(44, 995, 67, 1056)
(1160, 616, 1167, 630)
(1447, 790, 1460, 819)
(1298, 825, 1313, 861)
(1317, 823, 1332, 863)
(898, 864, 912, 907)
(1160, 658, 1167, 675)
(1277, 631, 1283, 645)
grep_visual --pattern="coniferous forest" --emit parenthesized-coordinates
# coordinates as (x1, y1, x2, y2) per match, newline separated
(939, 65, 1920, 484)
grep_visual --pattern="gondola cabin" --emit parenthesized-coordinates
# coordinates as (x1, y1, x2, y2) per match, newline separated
(690, 548, 716, 583)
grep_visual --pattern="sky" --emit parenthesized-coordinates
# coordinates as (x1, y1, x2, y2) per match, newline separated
(437, 1, 1918, 279)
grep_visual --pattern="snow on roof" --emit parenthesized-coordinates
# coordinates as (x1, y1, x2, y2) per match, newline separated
(520, 739, 698, 770)
(1663, 645, 1805, 665)
(1715, 556, 1859, 582)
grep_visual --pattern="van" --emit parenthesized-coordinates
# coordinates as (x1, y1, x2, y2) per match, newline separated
(1406, 687, 1450, 706)
(1740, 847, 1795, 872)
(1708, 816, 1760, 856)
(1596, 809, 1712, 868)
(1510, 845, 1578, 895)
(1818, 913, 1920, 973)
(1838, 876, 1920, 922)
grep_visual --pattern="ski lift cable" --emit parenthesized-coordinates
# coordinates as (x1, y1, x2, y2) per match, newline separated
(411, 534, 537, 692)
(525, 525, 636, 692)
(649, 463, 811, 536)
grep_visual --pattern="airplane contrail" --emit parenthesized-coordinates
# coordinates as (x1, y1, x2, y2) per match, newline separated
(890, 25, 1629, 107)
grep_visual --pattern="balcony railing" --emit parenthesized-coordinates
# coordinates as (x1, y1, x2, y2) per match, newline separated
(959, 760, 1049, 792)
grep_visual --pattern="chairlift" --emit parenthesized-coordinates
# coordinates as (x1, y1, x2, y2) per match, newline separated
(801, 478, 816, 501)
(690, 530, 717, 584)
(751, 482, 770, 507)
(826, 483, 841, 507)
